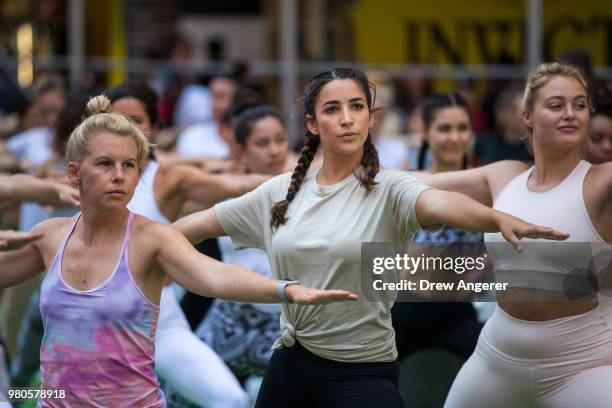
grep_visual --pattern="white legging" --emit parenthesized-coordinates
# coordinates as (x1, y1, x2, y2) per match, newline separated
(445, 305, 612, 408)
(155, 286, 250, 408)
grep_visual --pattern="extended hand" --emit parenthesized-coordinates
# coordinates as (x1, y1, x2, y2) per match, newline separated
(497, 213, 570, 252)
(0, 230, 43, 251)
(285, 285, 359, 304)
(55, 183, 80, 207)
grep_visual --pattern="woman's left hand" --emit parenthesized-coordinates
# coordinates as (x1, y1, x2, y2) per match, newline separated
(285, 285, 359, 304)
(496, 212, 570, 252)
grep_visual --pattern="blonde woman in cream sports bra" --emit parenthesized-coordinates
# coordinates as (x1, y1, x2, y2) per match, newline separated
(420, 63, 612, 407)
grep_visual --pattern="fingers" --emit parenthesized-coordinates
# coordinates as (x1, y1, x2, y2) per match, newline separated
(293, 289, 359, 304)
(527, 226, 570, 240)
(501, 229, 522, 252)
(0, 230, 44, 250)
(60, 190, 80, 207)
(319, 290, 359, 302)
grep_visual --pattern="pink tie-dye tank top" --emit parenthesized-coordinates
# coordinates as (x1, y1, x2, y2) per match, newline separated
(39, 212, 165, 407)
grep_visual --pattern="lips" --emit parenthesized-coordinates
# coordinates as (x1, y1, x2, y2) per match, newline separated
(106, 190, 126, 197)
(558, 125, 578, 132)
(340, 131, 358, 137)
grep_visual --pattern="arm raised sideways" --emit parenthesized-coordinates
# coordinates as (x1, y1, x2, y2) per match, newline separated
(148, 222, 358, 304)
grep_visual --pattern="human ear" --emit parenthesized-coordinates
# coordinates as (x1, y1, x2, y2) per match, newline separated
(66, 162, 81, 187)
(306, 115, 319, 135)
(522, 111, 533, 129)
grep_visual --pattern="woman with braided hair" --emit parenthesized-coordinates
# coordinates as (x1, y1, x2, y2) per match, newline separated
(174, 68, 568, 408)
(0, 94, 358, 407)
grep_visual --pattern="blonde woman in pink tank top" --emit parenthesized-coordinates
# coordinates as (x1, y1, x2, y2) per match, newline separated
(420, 63, 612, 407)
(0, 95, 358, 408)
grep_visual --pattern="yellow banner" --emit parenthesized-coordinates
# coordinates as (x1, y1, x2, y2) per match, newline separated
(350, 0, 612, 66)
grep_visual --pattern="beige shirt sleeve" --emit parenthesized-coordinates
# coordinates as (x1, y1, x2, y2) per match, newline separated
(387, 171, 431, 239)
(215, 173, 290, 250)
(215, 187, 267, 250)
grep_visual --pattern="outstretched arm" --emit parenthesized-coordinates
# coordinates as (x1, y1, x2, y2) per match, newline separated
(152, 223, 358, 304)
(177, 165, 269, 208)
(416, 188, 569, 251)
(0, 174, 80, 207)
(0, 231, 45, 287)
(412, 160, 528, 206)
(172, 207, 225, 244)
(0, 230, 43, 251)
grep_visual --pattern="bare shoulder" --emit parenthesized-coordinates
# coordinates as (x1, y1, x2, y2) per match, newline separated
(30, 216, 74, 261)
(587, 161, 612, 181)
(31, 216, 75, 244)
(485, 160, 529, 180)
(152, 160, 188, 188)
(129, 215, 183, 252)
(31, 216, 73, 234)
(585, 162, 612, 201)
(485, 160, 530, 199)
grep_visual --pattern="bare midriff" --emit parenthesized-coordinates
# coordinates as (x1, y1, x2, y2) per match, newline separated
(498, 288, 598, 321)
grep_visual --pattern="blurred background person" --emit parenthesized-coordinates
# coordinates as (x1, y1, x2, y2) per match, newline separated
(585, 86, 612, 164)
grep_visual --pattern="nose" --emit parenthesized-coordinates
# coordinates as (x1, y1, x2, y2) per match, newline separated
(269, 142, 282, 157)
(563, 103, 576, 120)
(111, 164, 125, 183)
(340, 106, 354, 127)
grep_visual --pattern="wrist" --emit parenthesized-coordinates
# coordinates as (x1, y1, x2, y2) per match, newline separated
(277, 280, 300, 303)
(492, 210, 506, 230)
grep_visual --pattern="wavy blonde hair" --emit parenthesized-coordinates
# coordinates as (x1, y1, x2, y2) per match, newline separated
(521, 63, 591, 155)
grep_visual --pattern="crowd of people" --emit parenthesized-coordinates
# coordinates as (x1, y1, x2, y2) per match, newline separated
(0, 51, 610, 408)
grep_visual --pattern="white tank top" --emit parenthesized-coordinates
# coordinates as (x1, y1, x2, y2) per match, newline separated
(127, 161, 189, 333)
(484, 160, 607, 291)
(127, 160, 171, 224)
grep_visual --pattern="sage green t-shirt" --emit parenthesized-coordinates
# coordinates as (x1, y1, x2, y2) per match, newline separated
(215, 168, 430, 362)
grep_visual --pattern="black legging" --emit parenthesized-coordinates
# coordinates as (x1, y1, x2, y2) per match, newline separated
(256, 342, 404, 408)
(392, 301, 482, 360)
(179, 238, 219, 328)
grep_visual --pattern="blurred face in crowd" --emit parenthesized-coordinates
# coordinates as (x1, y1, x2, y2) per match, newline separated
(210, 78, 237, 122)
(307, 79, 374, 161)
(523, 76, 590, 154)
(495, 93, 525, 145)
(25, 90, 65, 129)
(111, 97, 153, 140)
(425, 106, 472, 170)
(587, 114, 612, 163)
(242, 115, 289, 175)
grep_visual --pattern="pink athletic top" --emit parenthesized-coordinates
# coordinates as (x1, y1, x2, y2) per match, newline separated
(39, 212, 165, 407)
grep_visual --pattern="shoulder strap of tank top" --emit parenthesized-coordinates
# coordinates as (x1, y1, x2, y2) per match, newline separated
(494, 165, 532, 205)
(58, 213, 81, 255)
(121, 212, 136, 252)
(568, 160, 591, 185)
(47, 213, 81, 276)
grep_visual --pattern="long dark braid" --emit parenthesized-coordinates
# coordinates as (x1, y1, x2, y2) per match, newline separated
(270, 67, 380, 230)
(357, 133, 379, 190)
(270, 131, 320, 229)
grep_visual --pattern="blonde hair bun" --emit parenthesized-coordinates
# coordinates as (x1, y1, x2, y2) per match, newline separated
(86, 95, 112, 116)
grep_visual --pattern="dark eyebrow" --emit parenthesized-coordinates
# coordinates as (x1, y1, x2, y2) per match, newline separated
(322, 100, 340, 107)
(322, 97, 366, 107)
